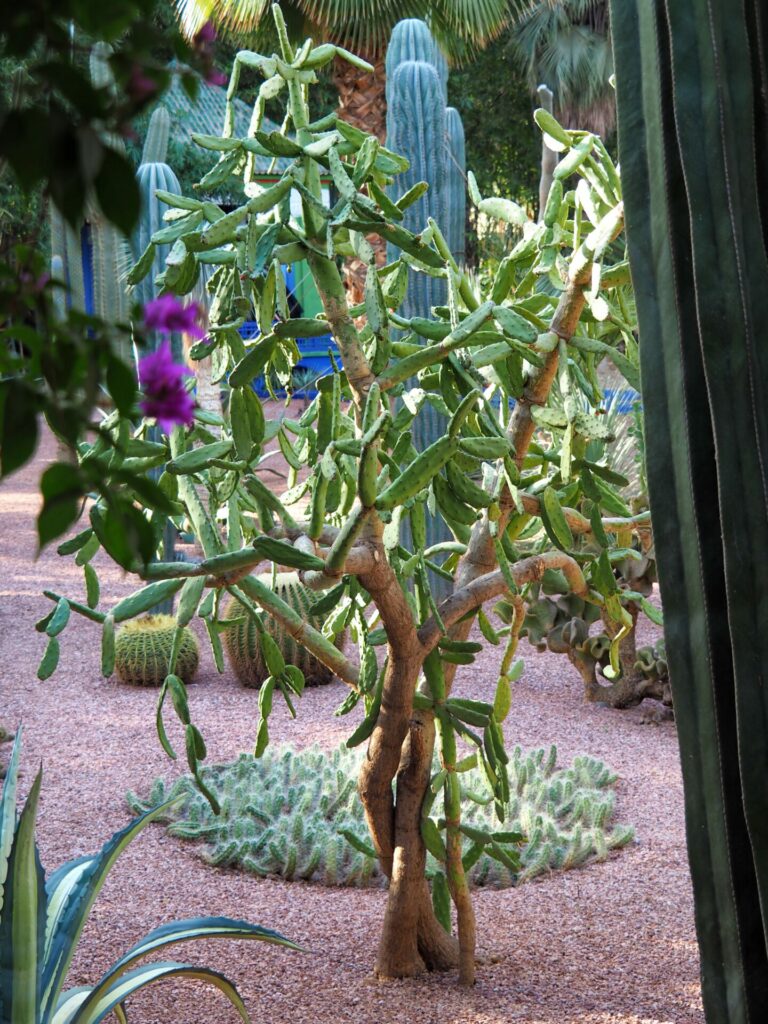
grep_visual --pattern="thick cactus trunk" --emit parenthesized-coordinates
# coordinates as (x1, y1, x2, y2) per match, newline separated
(612, 1, 768, 1019)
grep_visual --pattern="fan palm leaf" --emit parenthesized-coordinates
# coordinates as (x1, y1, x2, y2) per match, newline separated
(510, 1, 614, 135)
(175, 0, 513, 62)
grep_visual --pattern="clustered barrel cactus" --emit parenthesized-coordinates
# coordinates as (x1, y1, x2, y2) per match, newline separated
(42, 5, 654, 987)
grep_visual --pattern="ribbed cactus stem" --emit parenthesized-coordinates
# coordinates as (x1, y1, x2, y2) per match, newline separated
(50, 255, 67, 321)
(132, 120, 183, 326)
(444, 107, 466, 266)
(223, 573, 342, 688)
(142, 106, 171, 165)
(89, 42, 114, 91)
(386, 19, 448, 104)
(386, 51, 452, 585)
(114, 615, 199, 686)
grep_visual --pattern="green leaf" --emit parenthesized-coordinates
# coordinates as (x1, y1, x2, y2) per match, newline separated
(0, 766, 45, 1022)
(101, 614, 115, 678)
(94, 147, 140, 235)
(251, 537, 325, 572)
(37, 637, 60, 680)
(110, 580, 184, 623)
(42, 800, 181, 1019)
(0, 731, 23, 918)
(431, 871, 451, 933)
(540, 487, 574, 550)
(38, 463, 83, 550)
(55, 962, 249, 1024)
(105, 357, 136, 416)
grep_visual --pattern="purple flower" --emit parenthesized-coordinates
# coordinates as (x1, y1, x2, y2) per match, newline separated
(127, 64, 159, 103)
(143, 295, 206, 340)
(194, 21, 217, 47)
(205, 67, 228, 87)
(138, 340, 195, 432)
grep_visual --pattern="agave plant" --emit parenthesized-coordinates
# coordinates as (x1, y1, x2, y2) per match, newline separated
(0, 731, 298, 1024)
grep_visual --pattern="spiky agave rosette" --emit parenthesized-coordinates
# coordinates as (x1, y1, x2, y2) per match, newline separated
(115, 614, 200, 686)
(223, 573, 343, 688)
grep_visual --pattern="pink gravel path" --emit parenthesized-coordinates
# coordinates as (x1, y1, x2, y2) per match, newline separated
(1, 430, 704, 1024)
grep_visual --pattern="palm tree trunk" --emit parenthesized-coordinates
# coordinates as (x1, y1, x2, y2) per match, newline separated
(333, 53, 387, 141)
(333, 54, 387, 305)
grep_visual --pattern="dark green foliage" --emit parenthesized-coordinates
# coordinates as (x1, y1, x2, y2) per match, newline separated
(128, 742, 634, 887)
(613, 0, 768, 1017)
(448, 33, 539, 263)
(223, 573, 338, 688)
(115, 614, 199, 686)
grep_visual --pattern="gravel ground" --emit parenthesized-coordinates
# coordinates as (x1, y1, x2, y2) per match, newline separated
(1, 431, 704, 1024)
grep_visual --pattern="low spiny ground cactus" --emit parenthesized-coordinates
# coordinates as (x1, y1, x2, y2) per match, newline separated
(223, 573, 340, 688)
(127, 743, 634, 888)
(115, 614, 199, 686)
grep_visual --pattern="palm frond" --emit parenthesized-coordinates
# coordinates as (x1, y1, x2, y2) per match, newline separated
(175, 0, 512, 61)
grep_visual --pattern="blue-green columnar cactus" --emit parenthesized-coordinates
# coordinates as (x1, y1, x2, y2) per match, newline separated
(444, 107, 466, 266)
(49, 42, 131, 337)
(132, 106, 185, 348)
(386, 59, 450, 581)
(385, 18, 448, 104)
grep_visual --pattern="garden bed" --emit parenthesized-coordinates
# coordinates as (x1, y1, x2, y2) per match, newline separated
(1, 429, 703, 1024)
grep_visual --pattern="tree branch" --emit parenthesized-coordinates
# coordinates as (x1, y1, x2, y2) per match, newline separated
(518, 493, 650, 535)
(418, 552, 589, 654)
(236, 574, 361, 690)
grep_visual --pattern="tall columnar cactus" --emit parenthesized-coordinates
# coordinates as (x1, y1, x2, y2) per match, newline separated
(385, 18, 448, 103)
(386, 25, 467, 586)
(444, 107, 466, 265)
(223, 574, 341, 688)
(386, 57, 451, 583)
(87, 43, 130, 329)
(132, 106, 183, 353)
(612, 0, 768, 1018)
(49, 41, 130, 335)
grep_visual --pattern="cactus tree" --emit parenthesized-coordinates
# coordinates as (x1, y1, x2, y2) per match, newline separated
(46, 7, 647, 987)
(613, 0, 768, 1017)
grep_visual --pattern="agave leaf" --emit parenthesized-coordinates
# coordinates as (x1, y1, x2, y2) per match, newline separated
(71, 916, 298, 1022)
(0, 729, 22, 916)
(63, 962, 249, 1024)
(0, 767, 46, 1024)
(41, 800, 177, 1019)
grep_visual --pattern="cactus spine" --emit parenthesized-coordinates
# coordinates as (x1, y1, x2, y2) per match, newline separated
(114, 614, 199, 686)
(223, 573, 340, 688)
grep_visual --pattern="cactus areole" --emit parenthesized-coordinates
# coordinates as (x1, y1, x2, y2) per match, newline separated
(46, 5, 650, 987)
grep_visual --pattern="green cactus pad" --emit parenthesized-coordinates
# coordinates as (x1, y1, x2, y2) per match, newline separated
(223, 573, 339, 688)
(114, 614, 199, 687)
